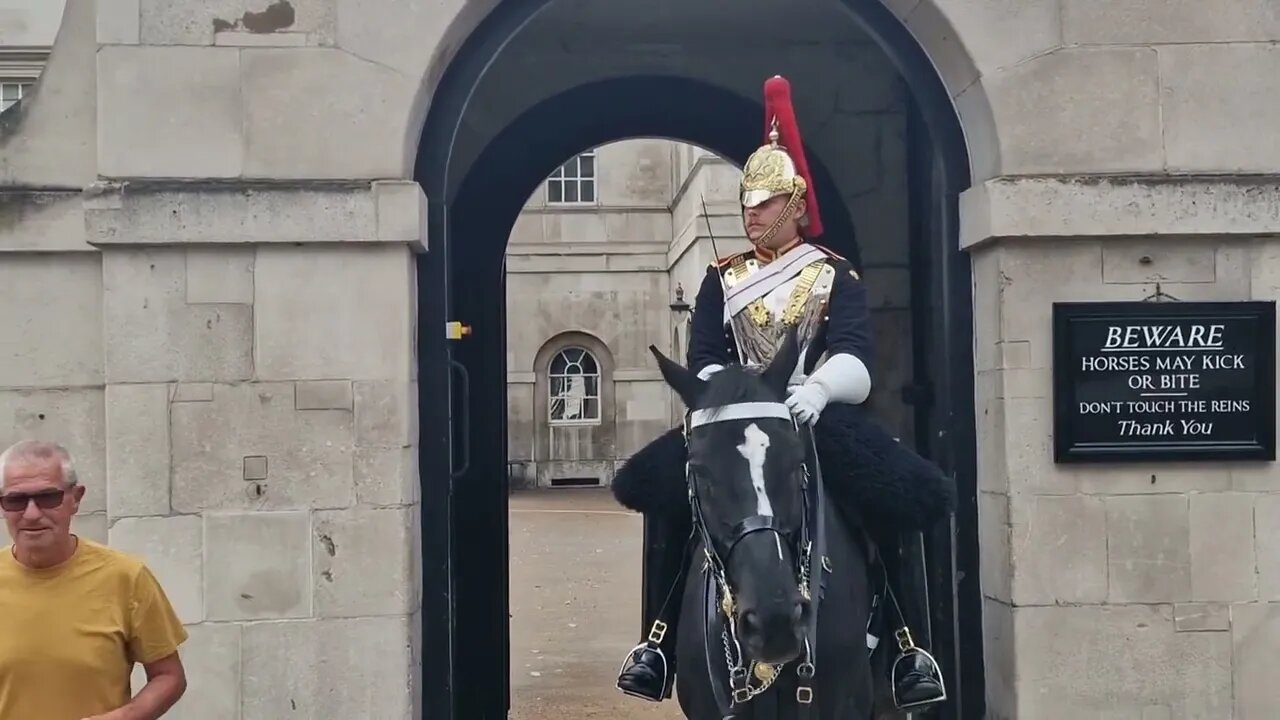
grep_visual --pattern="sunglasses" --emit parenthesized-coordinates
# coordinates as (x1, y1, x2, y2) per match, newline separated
(0, 490, 65, 513)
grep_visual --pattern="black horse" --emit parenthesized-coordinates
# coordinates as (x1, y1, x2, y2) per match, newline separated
(641, 334, 880, 719)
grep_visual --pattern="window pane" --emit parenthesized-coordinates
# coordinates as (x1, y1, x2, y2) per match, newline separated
(1, 84, 19, 102)
(579, 154, 594, 177)
(585, 376, 599, 396)
(560, 159, 576, 177)
(547, 180, 563, 203)
(583, 398, 599, 420)
(564, 182, 578, 203)
(580, 181, 595, 203)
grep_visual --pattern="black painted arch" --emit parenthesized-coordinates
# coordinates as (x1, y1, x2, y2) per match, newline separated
(451, 75, 862, 270)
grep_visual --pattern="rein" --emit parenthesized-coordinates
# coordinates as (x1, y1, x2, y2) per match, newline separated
(684, 399, 828, 718)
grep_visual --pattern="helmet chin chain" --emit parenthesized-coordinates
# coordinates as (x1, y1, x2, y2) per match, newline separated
(749, 188, 805, 252)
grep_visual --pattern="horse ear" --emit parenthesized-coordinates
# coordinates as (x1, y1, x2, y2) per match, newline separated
(761, 327, 799, 396)
(649, 344, 706, 409)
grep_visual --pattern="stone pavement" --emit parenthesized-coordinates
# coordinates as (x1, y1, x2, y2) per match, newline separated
(509, 487, 684, 720)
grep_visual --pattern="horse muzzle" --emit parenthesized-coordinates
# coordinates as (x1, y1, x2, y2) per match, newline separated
(737, 596, 809, 664)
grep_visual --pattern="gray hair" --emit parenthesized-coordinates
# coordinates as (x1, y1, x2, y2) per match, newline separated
(0, 440, 79, 487)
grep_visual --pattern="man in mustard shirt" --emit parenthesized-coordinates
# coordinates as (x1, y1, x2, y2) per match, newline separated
(0, 440, 189, 720)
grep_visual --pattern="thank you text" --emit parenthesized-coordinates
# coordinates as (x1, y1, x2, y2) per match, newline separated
(1052, 301, 1276, 462)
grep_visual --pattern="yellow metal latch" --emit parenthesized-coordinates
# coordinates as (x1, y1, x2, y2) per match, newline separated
(445, 321, 472, 340)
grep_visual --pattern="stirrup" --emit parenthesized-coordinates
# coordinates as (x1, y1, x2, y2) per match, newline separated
(615, 621, 672, 702)
(890, 627, 947, 710)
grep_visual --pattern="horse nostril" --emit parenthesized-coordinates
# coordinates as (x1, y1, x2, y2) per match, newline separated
(741, 610, 761, 636)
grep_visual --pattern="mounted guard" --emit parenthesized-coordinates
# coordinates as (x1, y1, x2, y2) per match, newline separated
(611, 75, 956, 713)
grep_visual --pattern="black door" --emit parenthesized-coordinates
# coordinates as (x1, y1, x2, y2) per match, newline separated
(419, 195, 513, 720)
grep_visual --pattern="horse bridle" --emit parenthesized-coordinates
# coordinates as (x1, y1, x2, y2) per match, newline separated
(683, 400, 827, 714)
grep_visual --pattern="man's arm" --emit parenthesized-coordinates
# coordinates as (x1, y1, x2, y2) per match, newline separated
(686, 265, 733, 378)
(89, 654, 186, 720)
(84, 566, 189, 720)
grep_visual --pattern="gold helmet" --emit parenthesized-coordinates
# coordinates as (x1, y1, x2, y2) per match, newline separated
(739, 75, 824, 239)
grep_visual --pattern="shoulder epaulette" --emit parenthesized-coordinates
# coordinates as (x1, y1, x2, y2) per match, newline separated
(710, 249, 753, 269)
(808, 243, 847, 261)
(808, 243, 860, 280)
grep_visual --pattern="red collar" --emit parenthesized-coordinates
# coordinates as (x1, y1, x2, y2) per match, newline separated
(753, 237, 803, 264)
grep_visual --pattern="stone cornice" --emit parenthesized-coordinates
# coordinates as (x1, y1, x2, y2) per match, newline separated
(961, 174, 1280, 249)
(82, 179, 426, 251)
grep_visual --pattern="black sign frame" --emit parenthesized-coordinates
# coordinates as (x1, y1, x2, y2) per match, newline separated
(1052, 300, 1276, 463)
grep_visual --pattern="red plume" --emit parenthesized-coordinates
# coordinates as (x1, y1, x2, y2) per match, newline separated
(762, 75, 823, 238)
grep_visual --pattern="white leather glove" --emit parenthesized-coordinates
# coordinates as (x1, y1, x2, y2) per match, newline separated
(785, 383, 830, 426)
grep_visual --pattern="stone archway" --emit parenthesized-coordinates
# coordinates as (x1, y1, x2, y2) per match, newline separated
(413, 3, 983, 716)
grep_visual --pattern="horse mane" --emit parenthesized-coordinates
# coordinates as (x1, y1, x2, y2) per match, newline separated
(696, 364, 774, 409)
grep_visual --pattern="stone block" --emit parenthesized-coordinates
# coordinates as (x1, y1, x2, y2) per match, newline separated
(97, 0, 141, 44)
(1232, 602, 1280, 718)
(0, 389, 106, 514)
(354, 380, 417, 448)
(0, 254, 103, 388)
(0, 191, 94, 253)
(1174, 603, 1230, 633)
(376, 181, 428, 250)
(1258, 495, 1280, 600)
(964, 176, 1280, 244)
(982, 598, 1016, 720)
(295, 380, 353, 411)
(85, 183, 381, 246)
(1009, 494, 1108, 605)
(354, 446, 418, 506)
(1014, 604, 1232, 718)
(105, 384, 171, 518)
(978, 492, 1011, 603)
(73, 512, 109, 544)
(242, 48, 415, 178)
(204, 510, 311, 621)
(186, 248, 255, 304)
(132, 622, 241, 720)
(1190, 493, 1257, 602)
(983, 47, 1163, 175)
(170, 383, 354, 512)
(1161, 44, 1280, 173)
(97, 46, 242, 177)
(908, 0, 1059, 78)
(108, 516, 203, 623)
(254, 245, 414, 381)
(337, 0, 460, 76)
(1062, 0, 1280, 44)
(313, 507, 415, 617)
(102, 249, 253, 383)
(1107, 495, 1191, 603)
(141, 0, 336, 45)
(241, 616, 414, 720)
(215, 30, 310, 46)
(1075, 464, 1232, 497)
(1102, 240, 1216, 285)
(173, 383, 214, 403)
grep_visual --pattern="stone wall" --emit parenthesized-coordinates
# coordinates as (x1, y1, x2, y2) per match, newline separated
(1, 177, 426, 720)
(966, 177, 1280, 719)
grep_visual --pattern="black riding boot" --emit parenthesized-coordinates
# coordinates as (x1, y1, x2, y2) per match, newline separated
(616, 512, 691, 702)
(883, 532, 946, 710)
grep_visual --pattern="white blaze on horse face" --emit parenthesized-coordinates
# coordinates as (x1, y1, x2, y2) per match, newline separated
(738, 423, 785, 560)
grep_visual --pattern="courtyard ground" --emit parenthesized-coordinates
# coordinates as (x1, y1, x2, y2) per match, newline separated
(508, 487, 685, 720)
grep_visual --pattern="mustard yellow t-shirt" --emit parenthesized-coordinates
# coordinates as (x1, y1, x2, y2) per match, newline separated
(0, 538, 189, 720)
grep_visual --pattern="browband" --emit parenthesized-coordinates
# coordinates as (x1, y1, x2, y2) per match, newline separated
(689, 401, 793, 429)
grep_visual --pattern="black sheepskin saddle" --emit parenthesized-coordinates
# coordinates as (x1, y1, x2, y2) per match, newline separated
(612, 403, 957, 536)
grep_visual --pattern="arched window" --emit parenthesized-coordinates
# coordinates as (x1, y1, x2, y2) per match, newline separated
(548, 346, 601, 424)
